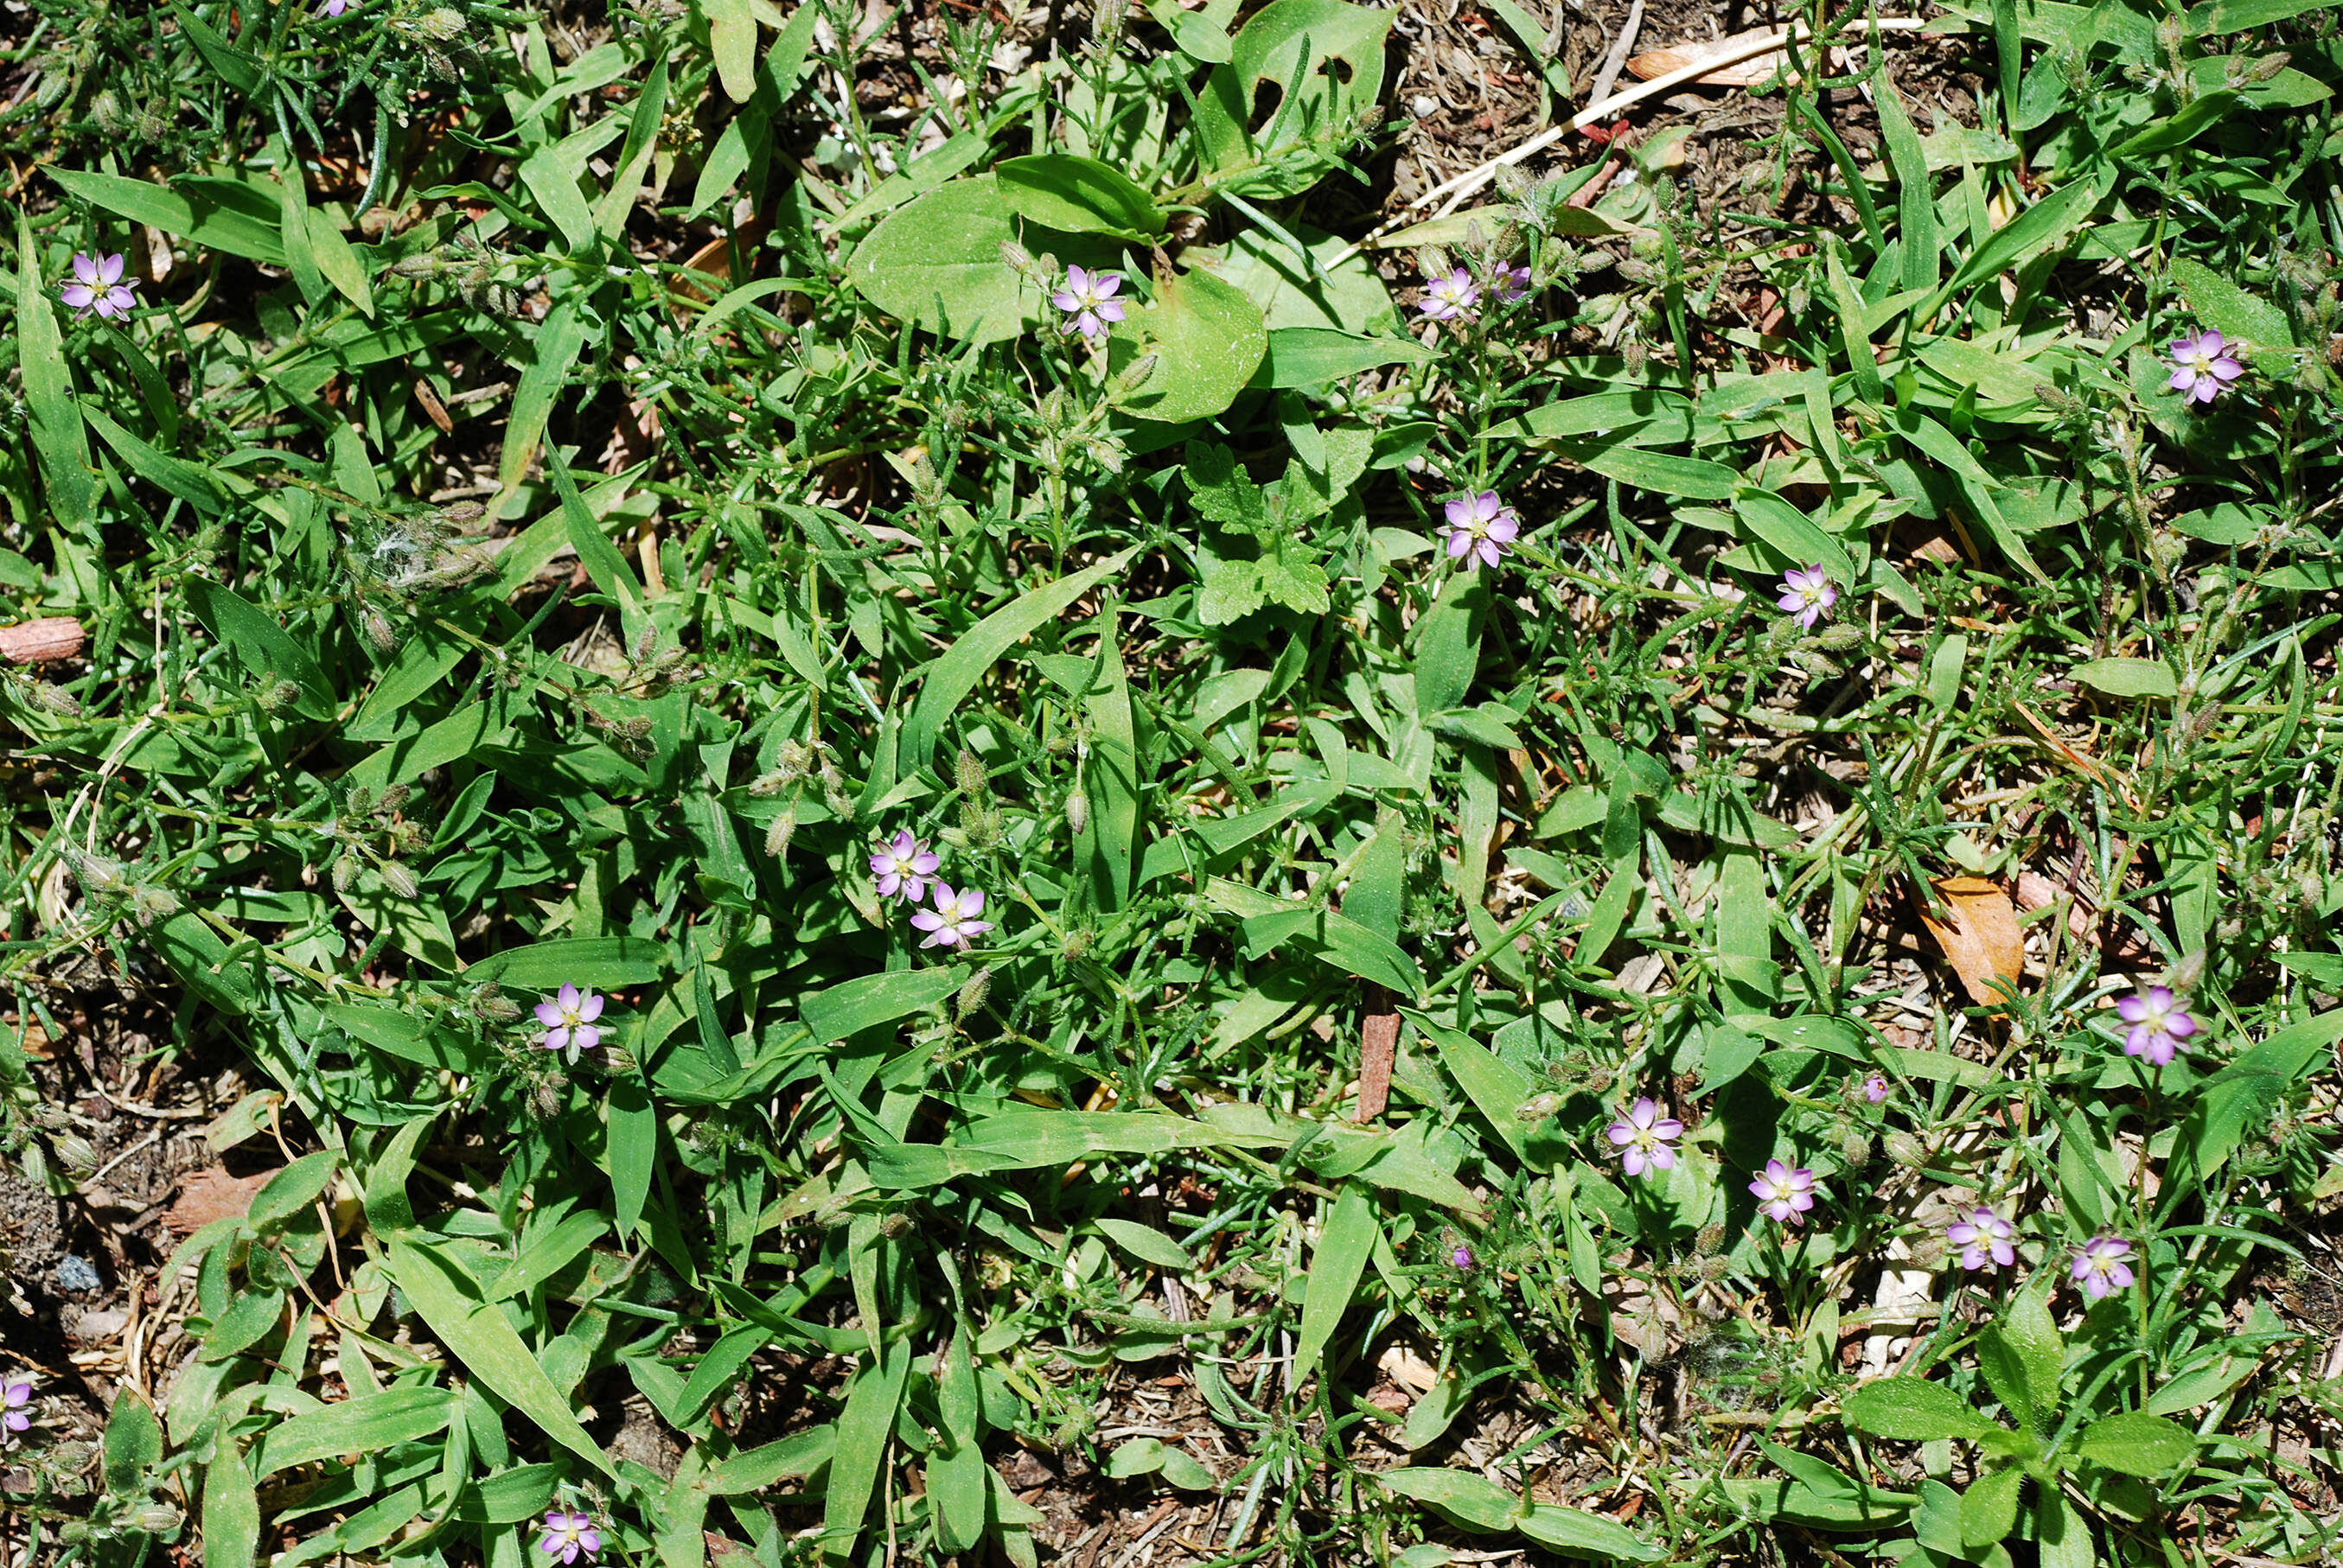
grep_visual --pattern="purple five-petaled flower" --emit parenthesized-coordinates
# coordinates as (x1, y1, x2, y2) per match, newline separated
(2071, 1235, 2136, 1300)
(1606, 1097, 1682, 1180)
(2166, 328, 2244, 406)
(1748, 1159, 1821, 1224)
(60, 253, 138, 322)
(910, 883, 993, 950)
(2, 1375, 31, 1438)
(1442, 491, 1519, 569)
(1050, 266, 1125, 342)
(1861, 1074, 1889, 1105)
(319, 0, 350, 13)
(1451, 1244, 1474, 1271)
(1777, 564, 1838, 630)
(1948, 1206, 2016, 1272)
(539, 1512, 602, 1565)
(869, 831, 940, 905)
(2116, 985, 2197, 1067)
(1491, 264, 1534, 303)
(534, 983, 605, 1062)
(1417, 268, 1479, 322)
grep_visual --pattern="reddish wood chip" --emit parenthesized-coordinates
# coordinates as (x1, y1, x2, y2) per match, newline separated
(165, 1168, 273, 1233)
(0, 617, 86, 664)
(1357, 1001, 1400, 1122)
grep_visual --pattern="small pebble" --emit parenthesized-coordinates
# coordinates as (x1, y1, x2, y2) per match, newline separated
(1410, 94, 1441, 118)
(54, 1255, 102, 1294)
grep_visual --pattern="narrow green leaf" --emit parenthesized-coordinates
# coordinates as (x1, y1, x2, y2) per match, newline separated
(383, 1236, 615, 1476)
(16, 214, 94, 532)
(1292, 1185, 1376, 1382)
(822, 1342, 911, 1558)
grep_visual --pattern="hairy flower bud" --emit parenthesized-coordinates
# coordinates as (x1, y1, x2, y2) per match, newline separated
(1516, 1092, 1562, 1122)
(955, 750, 987, 796)
(472, 985, 524, 1023)
(51, 1133, 96, 1172)
(956, 967, 993, 1021)
(1000, 239, 1034, 276)
(1883, 1130, 1927, 1168)
(361, 607, 399, 655)
(379, 861, 418, 899)
(1064, 790, 1089, 836)
(29, 680, 83, 717)
(765, 806, 799, 859)
(130, 884, 180, 925)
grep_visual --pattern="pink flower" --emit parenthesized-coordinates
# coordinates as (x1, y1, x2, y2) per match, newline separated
(319, 0, 351, 13)
(1441, 490, 1519, 569)
(60, 252, 137, 321)
(1861, 1074, 1889, 1105)
(2166, 328, 2244, 405)
(2115, 985, 2197, 1067)
(869, 830, 940, 904)
(533, 983, 605, 1062)
(3, 1375, 31, 1438)
(1606, 1097, 1682, 1180)
(910, 883, 993, 950)
(1050, 266, 1125, 341)
(1777, 564, 1837, 630)
(1417, 268, 1479, 322)
(1947, 1207, 2016, 1272)
(1748, 1159, 1821, 1224)
(1450, 1245, 1474, 1270)
(2071, 1236, 2135, 1300)
(539, 1512, 603, 1565)
(1491, 264, 1534, 303)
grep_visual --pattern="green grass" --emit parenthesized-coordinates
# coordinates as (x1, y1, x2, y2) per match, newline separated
(3, 0, 2343, 1564)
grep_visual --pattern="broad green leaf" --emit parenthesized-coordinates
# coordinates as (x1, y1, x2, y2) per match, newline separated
(823, 1342, 911, 1558)
(1095, 1219, 1191, 1270)
(1734, 485, 1855, 583)
(2035, 1488, 2096, 1568)
(1194, 0, 1394, 195)
(183, 577, 336, 719)
(382, 1236, 615, 1476)
(1502, 387, 1695, 444)
(608, 1065, 656, 1240)
(902, 545, 1140, 766)
(152, 911, 257, 1017)
(104, 1398, 164, 1488)
(845, 176, 1026, 345)
(1982, 1288, 2063, 1431)
(1561, 438, 1740, 500)
(1518, 1502, 1667, 1560)
(801, 966, 968, 1043)
(998, 155, 1164, 239)
(49, 169, 288, 265)
(248, 1150, 341, 1234)
(2167, 256, 2295, 352)
(2072, 657, 2178, 698)
(1146, 0, 1234, 59)
(1377, 1466, 1523, 1532)
(16, 215, 95, 532)
(1958, 1466, 2022, 1550)
(465, 936, 666, 988)
(1292, 1185, 1376, 1381)
(704, 0, 757, 101)
(2076, 1411, 2195, 1476)
(203, 1442, 260, 1568)
(252, 1388, 456, 1478)
(497, 297, 593, 505)
(1875, 67, 1939, 290)
(1255, 328, 1432, 386)
(305, 209, 374, 316)
(1108, 266, 1268, 424)
(1842, 1377, 1997, 1440)
(1932, 169, 2106, 309)
(704, 1427, 836, 1494)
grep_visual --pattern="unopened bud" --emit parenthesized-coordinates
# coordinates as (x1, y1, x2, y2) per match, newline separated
(258, 676, 302, 713)
(390, 253, 443, 280)
(1414, 245, 1451, 280)
(134, 1506, 184, 1535)
(1061, 927, 1093, 961)
(1516, 1092, 1562, 1122)
(29, 680, 82, 717)
(379, 861, 418, 899)
(62, 847, 128, 896)
(361, 608, 399, 655)
(1113, 353, 1160, 396)
(765, 806, 799, 858)
(603, 1045, 636, 1073)
(1064, 790, 1089, 835)
(130, 884, 180, 925)
(1694, 1222, 1725, 1256)
(473, 985, 523, 1023)
(52, 1133, 96, 1172)
(2157, 12, 2184, 52)
(332, 855, 360, 893)
(418, 5, 463, 39)
(955, 750, 987, 796)
(438, 500, 486, 525)
(956, 967, 993, 1020)
(1884, 1131, 1927, 1168)
(1839, 1128, 1872, 1166)
(534, 1081, 565, 1119)
(999, 239, 1034, 275)
(380, 784, 411, 814)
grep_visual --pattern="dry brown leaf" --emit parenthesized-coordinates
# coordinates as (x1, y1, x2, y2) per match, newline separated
(166, 1168, 272, 1233)
(1357, 1000, 1399, 1123)
(0, 617, 86, 664)
(1625, 28, 1843, 87)
(1919, 876, 2025, 1010)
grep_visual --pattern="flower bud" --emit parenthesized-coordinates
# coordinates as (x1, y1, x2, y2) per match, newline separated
(1112, 353, 1160, 396)
(29, 680, 83, 717)
(1000, 239, 1034, 275)
(62, 847, 128, 896)
(361, 608, 399, 655)
(534, 1080, 565, 1119)
(332, 855, 360, 893)
(131, 884, 179, 925)
(764, 806, 799, 859)
(257, 676, 301, 713)
(1061, 927, 1093, 961)
(379, 861, 418, 899)
(956, 750, 987, 796)
(1064, 790, 1089, 835)
(957, 967, 993, 1020)
(135, 1505, 185, 1534)
(472, 985, 523, 1023)
(1516, 1092, 1562, 1122)
(51, 1133, 96, 1172)
(1884, 1130, 1927, 1168)
(419, 6, 463, 39)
